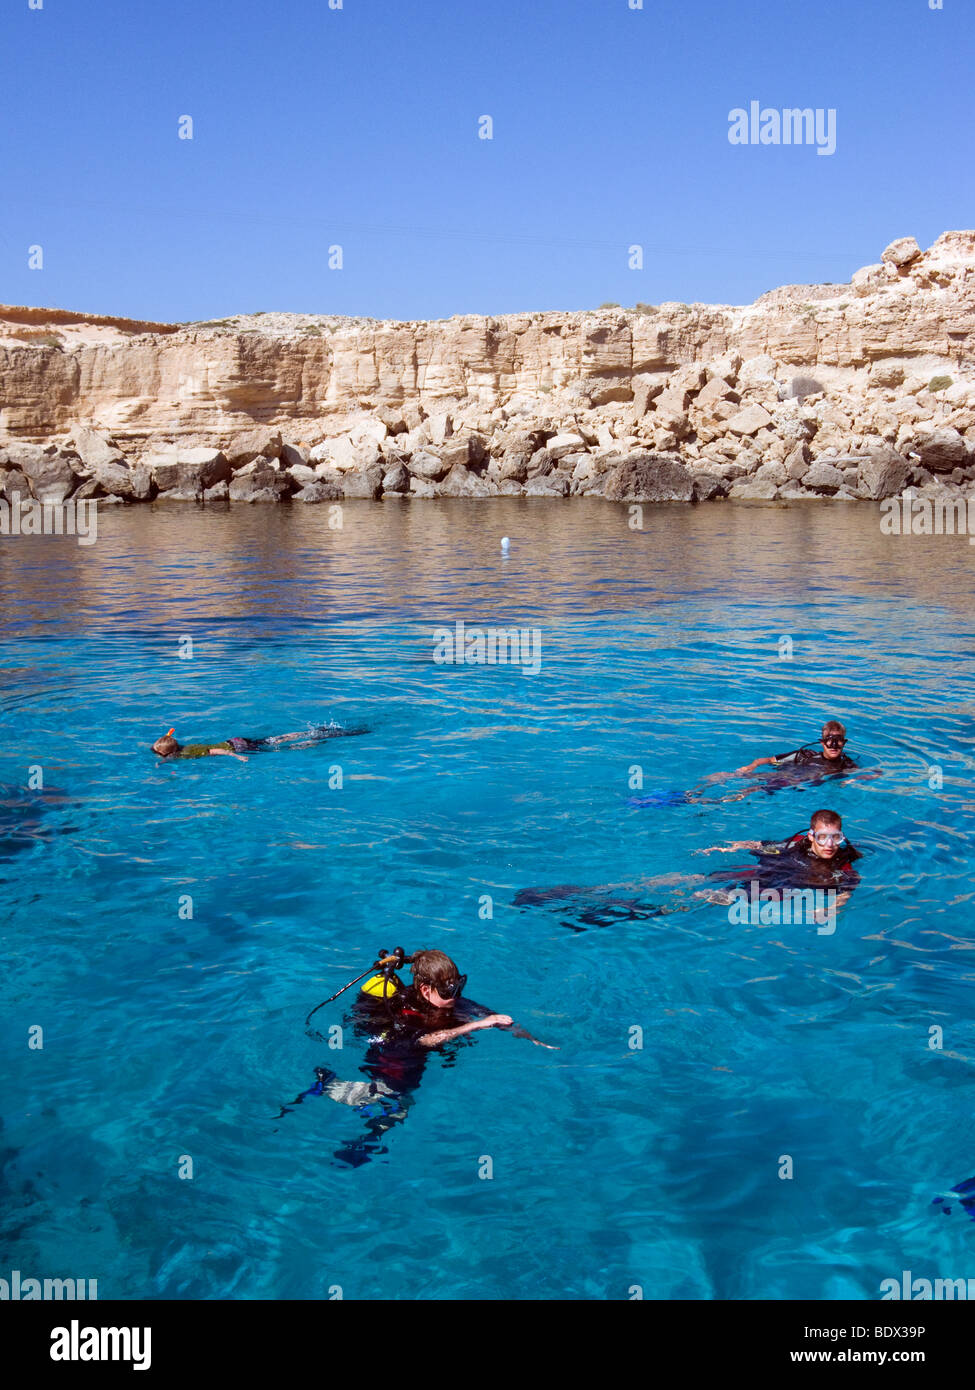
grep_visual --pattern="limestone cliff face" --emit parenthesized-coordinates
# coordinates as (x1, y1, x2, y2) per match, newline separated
(2, 232, 972, 450)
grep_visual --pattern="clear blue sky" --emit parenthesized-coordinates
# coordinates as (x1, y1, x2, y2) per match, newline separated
(3, 0, 972, 321)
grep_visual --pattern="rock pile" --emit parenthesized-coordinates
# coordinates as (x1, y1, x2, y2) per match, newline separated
(2, 232, 974, 508)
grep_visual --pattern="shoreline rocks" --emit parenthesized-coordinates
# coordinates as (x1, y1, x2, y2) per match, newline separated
(1, 232, 974, 510)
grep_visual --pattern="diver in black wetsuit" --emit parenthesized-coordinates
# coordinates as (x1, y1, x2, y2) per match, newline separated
(698, 807, 862, 919)
(283, 950, 554, 1166)
(705, 719, 867, 793)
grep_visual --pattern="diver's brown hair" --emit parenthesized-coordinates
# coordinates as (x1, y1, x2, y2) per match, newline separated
(152, 735, 180, 757)
(411, 949, 460, 992)
(810, 808, 842, 830)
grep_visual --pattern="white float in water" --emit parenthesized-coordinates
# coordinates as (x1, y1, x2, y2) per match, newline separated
(501, 536, 510, 553)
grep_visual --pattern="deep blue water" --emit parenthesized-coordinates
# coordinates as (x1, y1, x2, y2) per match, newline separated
(2, 498, 975, 1301)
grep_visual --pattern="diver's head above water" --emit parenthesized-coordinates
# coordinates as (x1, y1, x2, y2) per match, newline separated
(807, 808, 845, 860)
(152, 730, 181, 758)
(819, 720, 847, 760)
(410, 949, 467, 1009)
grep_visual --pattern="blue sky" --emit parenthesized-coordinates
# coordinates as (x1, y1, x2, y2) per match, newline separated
(3, 0, 972, 321)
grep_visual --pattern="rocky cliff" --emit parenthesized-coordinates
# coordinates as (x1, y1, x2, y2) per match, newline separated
(2, 231, 974, 505)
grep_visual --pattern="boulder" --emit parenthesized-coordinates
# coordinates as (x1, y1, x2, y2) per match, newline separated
(692, 473, 726, 502)
(376, 408, 408, 435)
(851, 264, 886, 296)
(783, 443, 810, 480)
(438, 464, 493, 498)
(754, 459, 787, 486)
(71, 426, 124, 472)
(342, 464, 384, 499)
(870, 362, 905, 389)
(438, 436, 479, 471)
(602, 453, 695, 503)
(855, 448, 911, 500)
(706, 351, 742, 382)
(280, 442, 309, 469)
(882, 237, 922, 268)
(526, 448, 555, 478)
(694, 375, 738, 412)
(145, 455, 180, 490)
(426, 412, 453, 446)
(228, 466, 291, 502)
(728, 479, 779, 500)
(650, 388, 691, 437)
(409, 449, 449, 481)
(545, 432, 586, 461)
(726, 403, 773, 436)
(3, 444, 78, 502)
(176, 447, 231, 493)
(802, 460, 846, 492)
(294, 479, 343, 503)
(224, 427, 283, 468)
(737, 355, 777, 386)
(631, 374, 664, 417)
(203, 480, 229, 502)
(0, 468, 31, 503)
(498, 448, 531, 482)
(409, 476, 438, 498)
(381, 460, 410, 493)
(286, 463, 318, 486)
(913, 426, 967, 473)
(525, 474, 570, 497)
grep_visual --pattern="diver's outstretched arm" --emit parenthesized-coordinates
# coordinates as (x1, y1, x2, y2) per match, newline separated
(419, 1014, 513, 1047)
(209, 747, 248, 762)
(697, 840, 763, 855)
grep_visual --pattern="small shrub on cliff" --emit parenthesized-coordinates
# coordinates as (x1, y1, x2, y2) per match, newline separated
(632, 302, 658, 315)
(598, 301, 621, 309)
(928, 375, 952, 394)
(10, 328, 65, 348)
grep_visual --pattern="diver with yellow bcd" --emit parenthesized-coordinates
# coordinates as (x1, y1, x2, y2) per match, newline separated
(283, 947, 556, 1167)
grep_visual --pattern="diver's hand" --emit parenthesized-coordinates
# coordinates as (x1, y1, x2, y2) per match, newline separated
(477, 1013, 513, 1029)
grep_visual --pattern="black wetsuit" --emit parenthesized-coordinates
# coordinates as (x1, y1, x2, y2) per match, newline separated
(754, 744, 859, 793)
(280, 984, 494, 1166)
(353, 985, 492, 1092)
(710, 830, 862, 894)
(772, 745, 858, 773)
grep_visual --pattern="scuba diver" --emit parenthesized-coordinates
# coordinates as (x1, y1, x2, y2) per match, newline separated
(628, 721, 878, 810)
(284, 948, 556, 1166)
(697, 807, 863, 919)
(515, 810, 861, 931)
(704, 719, 873, 793)
(151, 722, 367, 763)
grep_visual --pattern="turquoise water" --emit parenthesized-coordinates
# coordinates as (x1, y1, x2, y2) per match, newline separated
(2, 499, 975, 1301)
